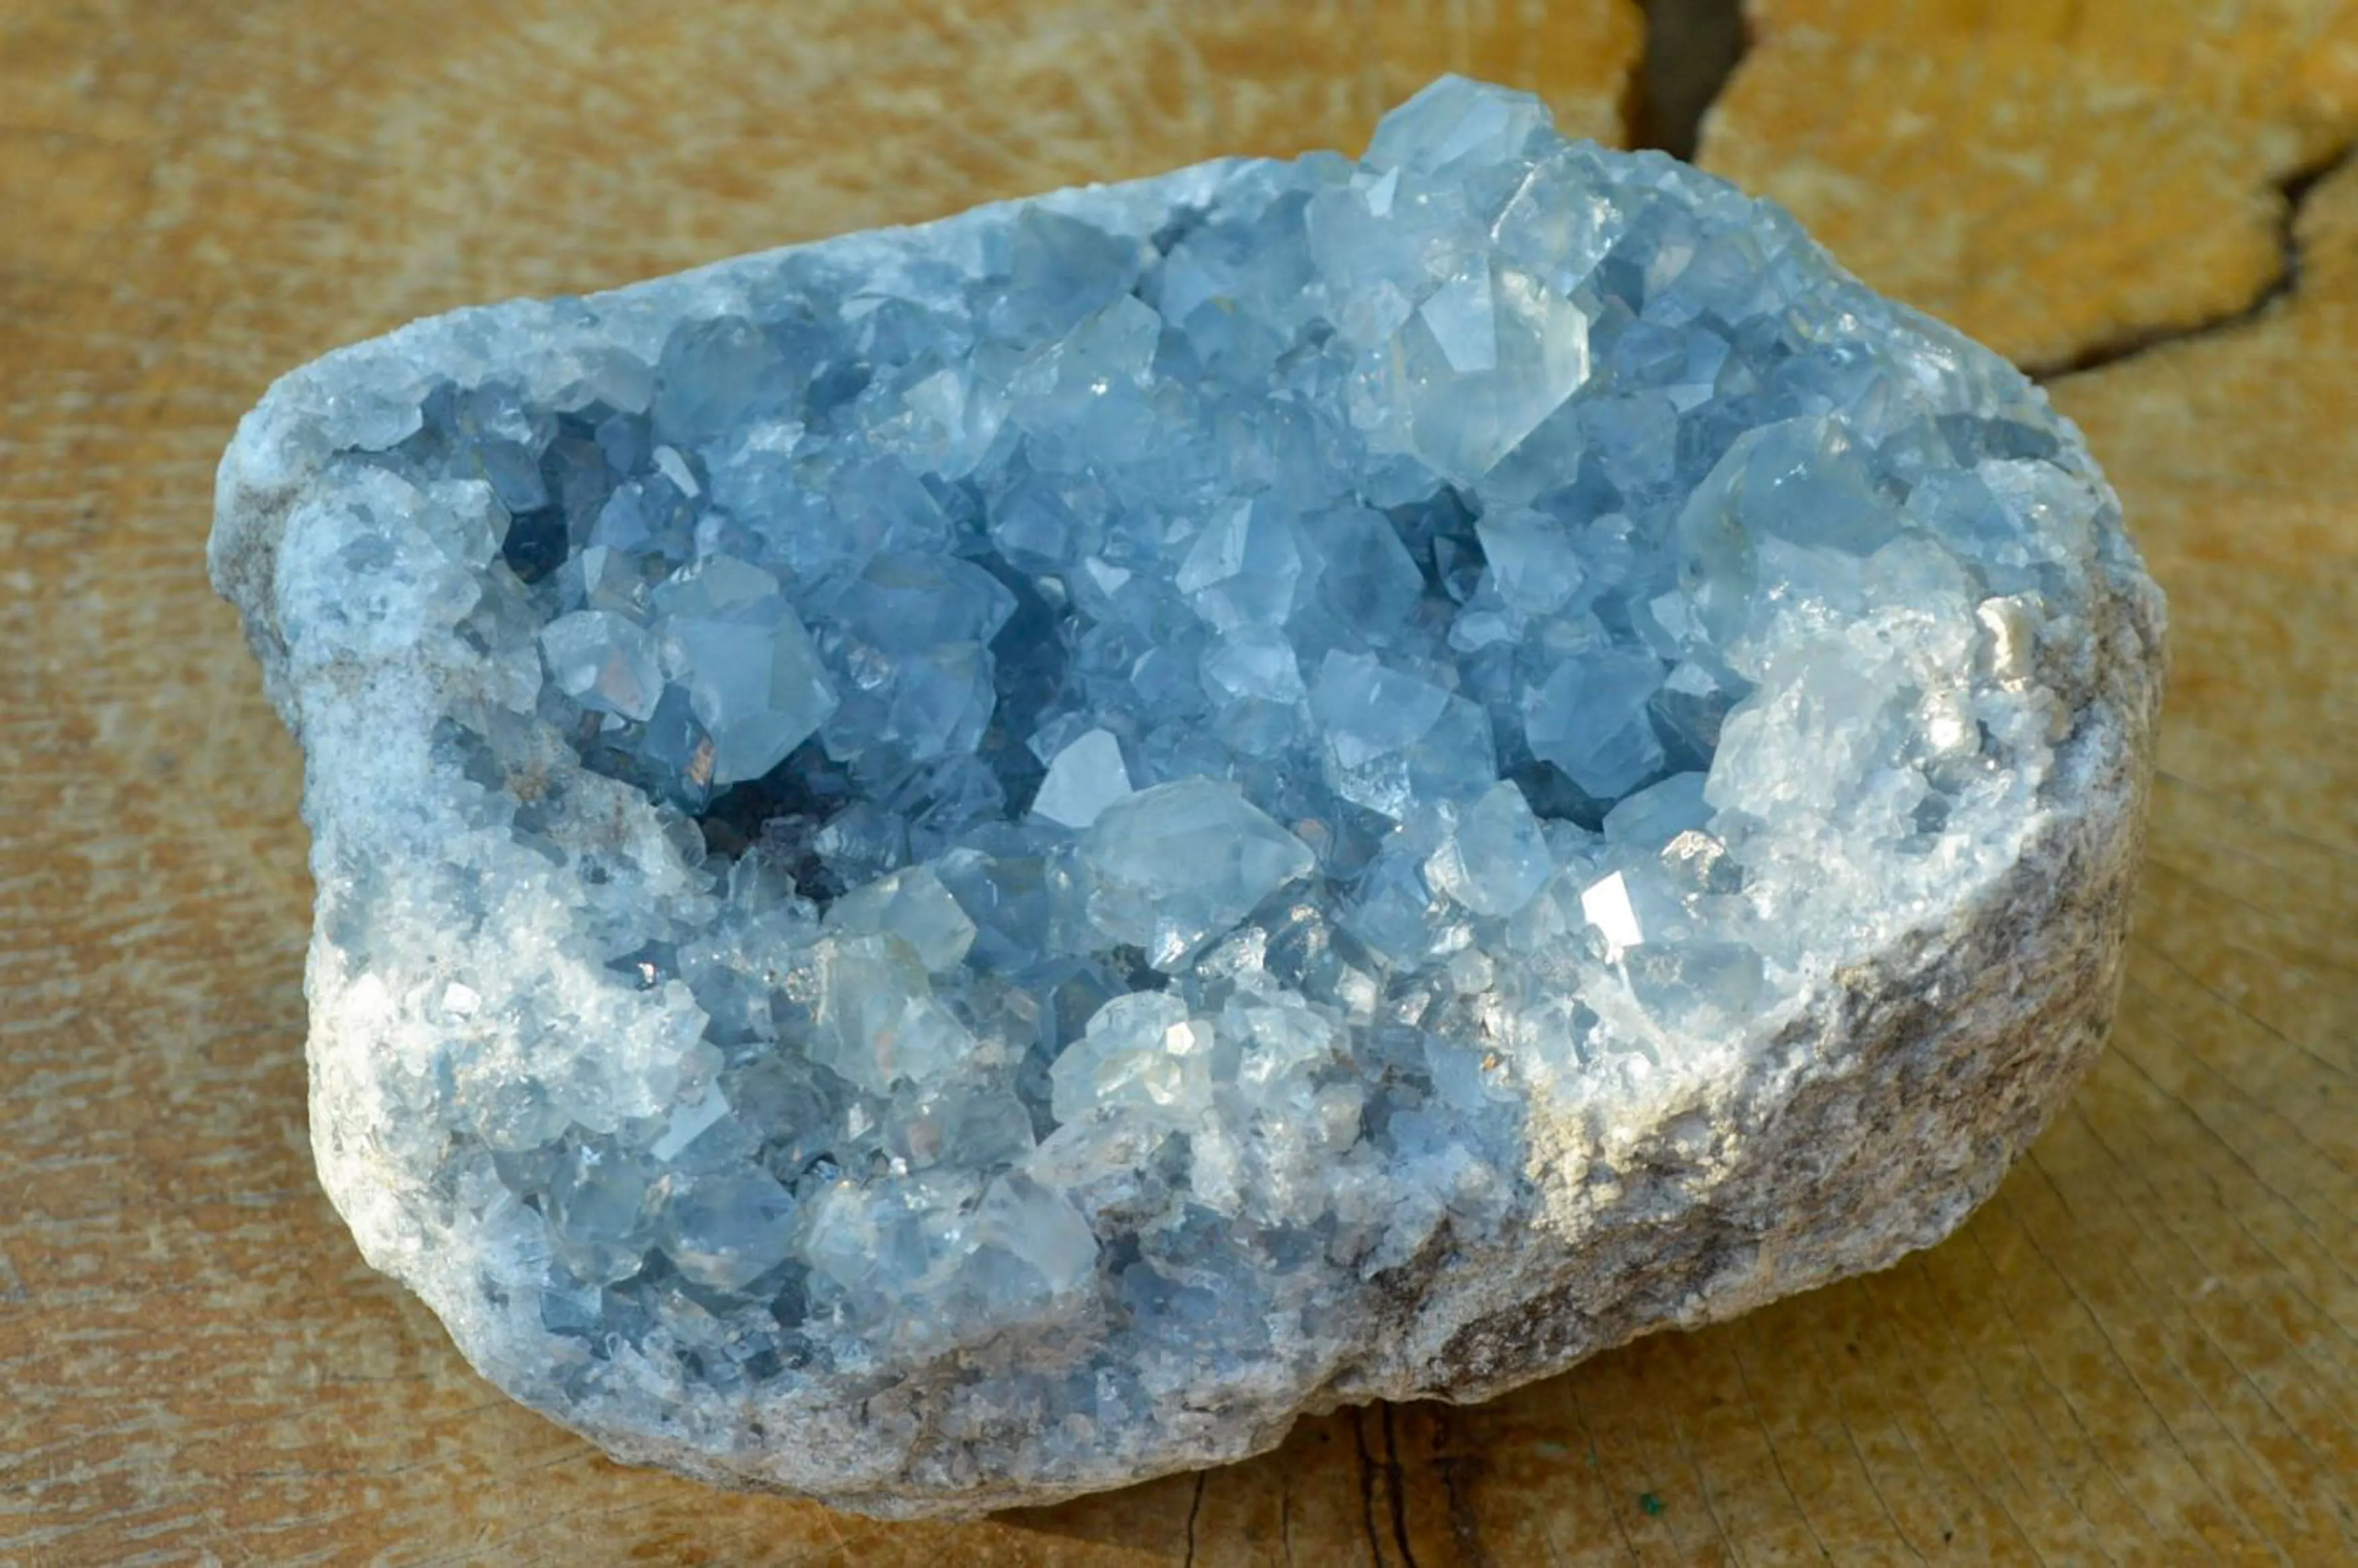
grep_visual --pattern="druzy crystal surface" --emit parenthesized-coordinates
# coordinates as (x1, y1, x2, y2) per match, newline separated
(212, 77, 2164, 1515)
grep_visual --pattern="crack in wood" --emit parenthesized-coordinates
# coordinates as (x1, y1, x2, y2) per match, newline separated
(2033, 144, 2358, 379)
(1432, 1408, 1498, 1568)
(1630, 0, 1750, 160)
(1381, 1404, 1420, 1568)
(1351, 1408, 1391, 1566)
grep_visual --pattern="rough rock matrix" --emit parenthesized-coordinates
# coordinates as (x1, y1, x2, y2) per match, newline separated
(210, 78, 2165, 1517)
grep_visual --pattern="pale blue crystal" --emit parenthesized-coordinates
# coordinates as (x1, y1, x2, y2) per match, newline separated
(1177, 499, 1306, 630)
(252, 67, 2134, 1488)
(970, 1173, 1099, 1301)
(1375, 261, 1593, 482)
(671, 614, 838, 786)
(1202, 626, 1307, 707)
(829, 552, 1017, 651)
(1310, 651, 1449, 770)
(1523, 645, 1666, 798)
(1622, 940, 1766, 1028)
(539, 609, 662, 721)
(1081, 778, 1315, 969)
(660, 1168, 797, 1291)
(809, 936, 977, 1093)
(647, 554, 839, 786)
(1476, 507, 1585, 616)
(823, 863, 977, 973)
(1305, 507, 1425, 636)
(542, 1137, 657, 1286)
(1427, 781, 1552, 916)
(1029, 727, 1135, 830)
(1601, 770, 1711, 850)
(1345, 828, 1460, 966)
(1362, 72, 1551, 174)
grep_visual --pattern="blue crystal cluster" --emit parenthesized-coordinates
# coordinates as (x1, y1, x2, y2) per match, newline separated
(342, 78, 2109, 1437)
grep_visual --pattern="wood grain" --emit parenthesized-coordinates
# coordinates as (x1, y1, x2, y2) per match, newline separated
(1704, 0, 2358, 371)
(1, 1, 2351, 1562)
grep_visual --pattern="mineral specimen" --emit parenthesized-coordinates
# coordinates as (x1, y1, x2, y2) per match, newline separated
(210, 77, 2165, 1517)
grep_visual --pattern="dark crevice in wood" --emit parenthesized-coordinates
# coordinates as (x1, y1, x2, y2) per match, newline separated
(1182, 1470, 1207, 1567)
(1628, 0, 1751, 161)
(1380, 1404, 1420, 1568)
(1351, 1409, 1389, 1565)
(1432, 1408, 1498, 1568)
(2033, 143, 2358, 380)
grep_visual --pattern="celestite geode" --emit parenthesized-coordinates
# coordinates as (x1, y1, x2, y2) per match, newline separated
(210, 79, 2165, 1516)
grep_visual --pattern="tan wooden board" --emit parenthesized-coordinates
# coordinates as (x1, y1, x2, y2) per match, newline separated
(1, 2, 2351, 1561)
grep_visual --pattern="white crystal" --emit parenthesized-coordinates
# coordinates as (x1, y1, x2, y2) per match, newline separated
(1049, 991, 1217, 1125)
(1579, 870, 1645, 955)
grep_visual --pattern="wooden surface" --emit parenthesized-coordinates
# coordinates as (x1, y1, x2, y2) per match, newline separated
(2, 1, 2353, 1561)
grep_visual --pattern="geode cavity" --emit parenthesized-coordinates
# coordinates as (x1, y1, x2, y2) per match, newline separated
(210, 77, 2165, 1517)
